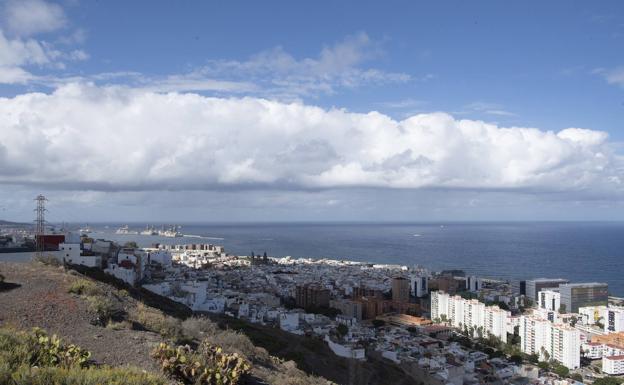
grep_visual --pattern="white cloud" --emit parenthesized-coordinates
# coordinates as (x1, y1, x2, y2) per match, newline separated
(0, 83, 622, 198)
(461, 102, 516, 117)
(165, 32, 412, 98)
(0, 29, 88, 84)
(2, 0, 67, 37)
(600, 67, 624, 87)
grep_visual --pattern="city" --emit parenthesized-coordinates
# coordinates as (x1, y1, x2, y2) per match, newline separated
(2, 210, 623, 384)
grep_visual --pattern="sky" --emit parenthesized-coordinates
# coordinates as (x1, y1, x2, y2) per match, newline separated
(1, 0, 624, 223)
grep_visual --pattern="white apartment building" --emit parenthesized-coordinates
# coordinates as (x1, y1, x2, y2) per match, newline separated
(466, 276, 481, 292)
(581, 341, 624, 359)
(538, 289, 561, 312)
(606, 307, 624, 333)
(602, 355, 624, 375)
(579, 305, 624, 333)
(431, 291, 510, 343)
(519, 315, 580, 369)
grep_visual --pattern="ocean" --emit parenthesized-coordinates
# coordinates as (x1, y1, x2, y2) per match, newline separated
(3, 222, 623, 296)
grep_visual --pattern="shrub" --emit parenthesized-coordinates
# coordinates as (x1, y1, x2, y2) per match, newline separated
(0, 328, 90, 370)
(551, 362, 569, 378)
(0, 327, 166, 385)
(68, 279, 101, 296)
(131, 303, 183, 341)
(33, 255, 61, 266)
(152, 341, 250, 385)
(87, 296, 117, 325)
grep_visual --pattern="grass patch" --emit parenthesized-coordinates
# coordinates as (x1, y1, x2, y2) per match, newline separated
(3, 365, 166, 385)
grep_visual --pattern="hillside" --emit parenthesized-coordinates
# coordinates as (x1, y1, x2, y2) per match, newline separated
(0, 261, 332, 385)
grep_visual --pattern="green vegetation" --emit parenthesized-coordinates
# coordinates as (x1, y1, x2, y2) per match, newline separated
(67, 278, 101, 296)
(550, 362, 569, 378)
(593, 378, 624, 385)
(152, 341, 250, 385)
(67, 278, 123, 326)
(569, 372, 583, 382)
(372, 319, 386, 328)
(336, 324, 348, 338)
(131, 302, 184, 341)
(0, 327, 165, 385)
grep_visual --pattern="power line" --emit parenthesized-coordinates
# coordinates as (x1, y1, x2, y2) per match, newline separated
(34, 194, 47, 259)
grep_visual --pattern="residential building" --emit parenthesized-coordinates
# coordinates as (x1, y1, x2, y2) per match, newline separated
(330, 299, 363, 321)
(593, 332, 624, 349)
(429, 276, 465, 295)
(602, 355, 624, 375)
(431, 291, 510, 343)
(392, 277, 410, 303)
(466, 276, 481, 292)
(511, 280, 526, 296)
(519, 315, 580, 369)
(525, 278, 569, 302)
(59, 243, 101, 268)
(295, 284, 330, 309)
(538, 289, 561, 312)
(559, 283, 608, 313)
(606, 307, 624, 333)
(410, 273, 429, 298)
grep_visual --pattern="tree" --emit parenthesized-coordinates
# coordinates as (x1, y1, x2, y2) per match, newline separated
(570, 373, 583, 382)
(558, 304, 567, 314)
(593, 378, 624, 385)
(527, 353, 539, 364)
(537, 361, 549, 371)
(372, 319, 386, 328)
(336, 324, 348, 337)
(551, 363, 569, 378)
(123, 241, 138, 249)
(509, 355, 523, 365)
(497, 301, 510, 310)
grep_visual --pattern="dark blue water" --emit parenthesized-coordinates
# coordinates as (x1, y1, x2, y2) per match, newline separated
(5, 222, 624, 296)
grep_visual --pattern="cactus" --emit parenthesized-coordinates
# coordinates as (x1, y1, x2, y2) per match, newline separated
(152, 341, 250, 385)
(31, 328, 91, 368)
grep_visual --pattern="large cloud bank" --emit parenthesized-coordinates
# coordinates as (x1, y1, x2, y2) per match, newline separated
(0, 83, 621, 194)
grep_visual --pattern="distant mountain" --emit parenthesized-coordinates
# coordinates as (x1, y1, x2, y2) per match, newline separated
(0, 220, 29, 226)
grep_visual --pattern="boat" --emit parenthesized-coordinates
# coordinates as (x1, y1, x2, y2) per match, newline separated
(78, 224, 92, 233)
(115, 225, 137, 235)
(140, 225, 157, 236)
(158, 225, 182, 237)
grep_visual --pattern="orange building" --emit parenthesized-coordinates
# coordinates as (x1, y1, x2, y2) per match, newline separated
(594, 332, 624, 349)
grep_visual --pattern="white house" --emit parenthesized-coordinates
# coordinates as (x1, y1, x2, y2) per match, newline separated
(603, 355, 624, 375)
(59, 243, 101, 268)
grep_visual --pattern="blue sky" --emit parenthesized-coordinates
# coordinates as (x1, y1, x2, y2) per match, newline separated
(1, 0, 624, 222)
